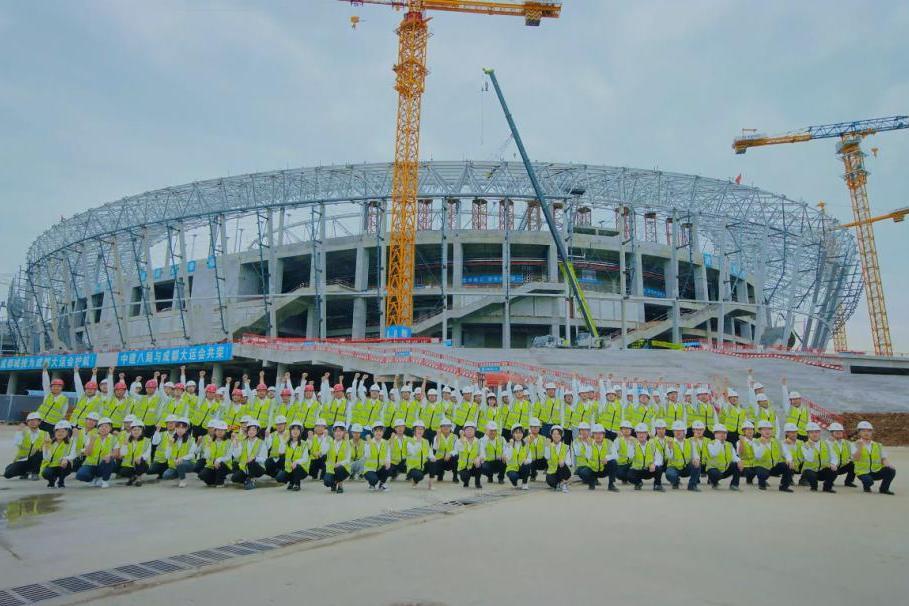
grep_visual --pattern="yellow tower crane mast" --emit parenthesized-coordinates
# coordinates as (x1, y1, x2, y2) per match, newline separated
(338, 0, 561, 337)
(733, 115, 908, 356)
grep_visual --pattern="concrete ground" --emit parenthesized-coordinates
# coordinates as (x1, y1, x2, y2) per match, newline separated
(1, 425, 908, 606)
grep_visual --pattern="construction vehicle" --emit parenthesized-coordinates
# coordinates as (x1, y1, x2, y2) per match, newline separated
(337, 1, 562, 337)
(483, 67, 600, 346)
(733, 115, 909, 356)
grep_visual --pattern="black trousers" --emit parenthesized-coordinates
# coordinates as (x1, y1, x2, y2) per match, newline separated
(265, 456, 285, 478)
(665, 464, 701, 489)
(309, 456, 327, 480)
(727, 431, 739, 447)
(406, 465, 429, 484)
(616, 463, 632, 483)
(755, 463, 793, 489)
(193, 458, 207, 474)
(546, 465, 571, 488)
(603, 430, 618, 441)
(859, 467, 895, 493)
(424, 429, 436, 445)
(506, 464, 530, 486)
(199, 464, 231, 486)
(820, 462, 855, 490)
(143, 425, 156, 439)
(578, 461, 617, 488)
(365, 467, 390, 487)
(459, 466, 483, 488)
(149, 461, 169, 479)
(231, 461, 265, 484)
(4, 453, 42, 478)
(191, 426, 208, 439)
(482, 460, 506, 483)
(41, 464, 72, 485)
(276, 465, 308, 485)
(388, 460, 406, 480)
(323, 466, 350, 488)
(119, 461, 148, 480)
(433, 456, 458, 481)
(530, 458, 547, 479)
(629, 466, 663, 487)
(706, 464, 739, 487)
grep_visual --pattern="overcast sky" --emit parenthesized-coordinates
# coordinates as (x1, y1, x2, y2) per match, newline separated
(1, 0, 906, 352)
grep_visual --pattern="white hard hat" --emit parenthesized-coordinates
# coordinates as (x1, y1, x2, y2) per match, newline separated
(511, 423, 525, 432)
(164, 414, 178, 424)
(130, 420, 145, 428)
(757, 420, 773, 430)
(185, 380, 196, 387)
(856, 421, 873, 431)
(581, 385, 594, 393)
(666, 386, 679, 394)
(544, 382, 557, 390)
(413, 387, 422, 395)
(696, 387, 709, 395)
(550, 424, 564, 433)
(332, 421, 346, 430)
(345, 387, 354, 394)
(206, 419, 219, 428)
(54, 420, 72, 430)
(370, 384, 381, 392)
(591, 423, 606, 434)
(413, 420, 425, 429)
(634, 423, 649, 433)
(513, 384, 524, 391)
(712, 424, 727, 433)
(247, 419, 261, 429)
(98, 417, 113, 425)
(351, 423, 363, 433)
(789, 391, 801, 399)
(462, 385, 474, 393)
(828, 422, 844, 432)
(124, 414, 137, 423)
(529, 417, 542, 427)
(653, 419, 667, 429)
(240, 415, 252, 424)
(578, 421, 591, 430)
(783, 423, 799, 432)
(756, 393, 769, 402)
(605, 388, 617, 396)
(741, 420, 754, 430)
(441, 386, 452, 394)
(486, 421, 498, 431)
(620, 420, 633, 429)
(289, 420, 304, 428)
(692, 421, 706, 430)
(173, 417, 189, 425)
(753, 382, 764, 390)
(400, 385, 412, 392)
(393, 418, 406, 427)
(214, 420, 228, 430)
(163, 381, 174, 389)
(463, 421, 477, 429)
(427, 388, 438, 396)
(315, 418, 327, 427)
(86, 412, 100, 421)
(671, 420, 686, 432)
(806, 422, 821, 432)
(26, 412, 42, 421)
(440, 418, 453, 427)
(275, 415, 288, 425)
(727, 388, 738, 398)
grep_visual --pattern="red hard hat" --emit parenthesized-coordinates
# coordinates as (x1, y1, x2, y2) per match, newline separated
(51, 379, 64, 387)
(232, 388, 244, 397)
(256, 383, 268, 391)
(114, 381, 127, 390)
(145, 379, 158, 388)
(174, 382, 185, 390)
(333, 383, 344, 392)
(304, 384, 314, 392)
(84, 381, 98, 390)
(281, 388, 292, 396)
(205, 384, 218, 393)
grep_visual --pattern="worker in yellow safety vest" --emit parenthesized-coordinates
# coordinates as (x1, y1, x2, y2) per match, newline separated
(544, 425, 572, 492)
(4, 412, 47, 480)
(820, 422, 856, 491)
(405, 420, 435, 489)
(323, 421, 352, 493)
(852, 420, 896, 495)
(454, 421, 483, 489)
(705, 424, 741, 490)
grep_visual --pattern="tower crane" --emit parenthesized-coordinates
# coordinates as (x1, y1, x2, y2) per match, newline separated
(733, 115, 909, 356)
(338, 0, 562, 337)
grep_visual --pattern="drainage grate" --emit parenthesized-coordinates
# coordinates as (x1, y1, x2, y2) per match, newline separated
(9, 584, 58, 603)
(49, 577, 98, 593)
(0, 591, 24, 606)
(0, 490, 514, 603)
(139, 559, 184, 574)
(81, 571, 128, 587)
(113, 565, 160, 580)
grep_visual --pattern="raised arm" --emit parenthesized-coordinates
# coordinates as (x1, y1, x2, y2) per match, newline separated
(73, 365, 85, 398)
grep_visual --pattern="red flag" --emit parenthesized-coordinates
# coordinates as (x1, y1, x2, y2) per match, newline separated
(734, 174, 742, 185)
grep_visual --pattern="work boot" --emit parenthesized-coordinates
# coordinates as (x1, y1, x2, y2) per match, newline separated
(823, 487, 836, 494)
(654, 484, 665, 492)
(608, 484, 620, 493)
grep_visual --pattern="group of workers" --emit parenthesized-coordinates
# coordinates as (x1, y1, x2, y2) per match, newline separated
(2, 365, 896, 496)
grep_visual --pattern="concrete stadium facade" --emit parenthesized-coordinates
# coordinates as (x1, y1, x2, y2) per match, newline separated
(5, 161, 863, 352)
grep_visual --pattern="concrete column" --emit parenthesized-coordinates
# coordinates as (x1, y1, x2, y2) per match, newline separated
(305, 306, 317, 338)
(275, 363, 287, 383)
(6, 372, 18, 395)
(619, 241, 627, 349)
(669, 211, 681, 344)
(452, 240, 464, 306)
(547, 244, 560, 339)
(502, 235, 511, 349)
(451, 322, 463, 346)
(632, 252, 644, 297)
(211, 363, 223, 387)
(352, 247, 368, 338)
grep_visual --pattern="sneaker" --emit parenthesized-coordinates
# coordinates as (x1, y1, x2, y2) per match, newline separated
(634, 484, 642, 491)
(126, 478, 135, 486)
(337, 486, 344, 494)
(367, 484, 376, 491)
(292, 483, 301, 492)
(822, 487, 836, 494)
(498, 478, 505, 485)
(380, 483, 389, 492)
(779, 486, 793, 493)
(844, 481, 857, 488)
(92, 477, 101, 487)
(608, 485, 620, 492)
(178, 480, 187, 488)
(688, 486, 700, 492)
(521, 483, 529, 491)
(29, 473, 39, 481)
(758, 484, 767, 491)
(286, 483, 294, 491)
(671, 483, 679, 490)
(100, 480, 110, 488)
(654, 485, 665, 492)
(881, 489, 895, 495)
(863, 487, 872, 493)
(729, 485, 740, 491)
(134, 479, 142, 487)
(588, 484, 596, 490)
(560, 483, 568, 493)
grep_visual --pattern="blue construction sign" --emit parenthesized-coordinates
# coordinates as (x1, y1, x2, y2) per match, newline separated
(116, 343, 233, 367)
(0, 352, 97, 371)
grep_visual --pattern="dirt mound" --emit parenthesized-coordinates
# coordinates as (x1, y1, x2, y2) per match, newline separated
(840, 412, 909, 446)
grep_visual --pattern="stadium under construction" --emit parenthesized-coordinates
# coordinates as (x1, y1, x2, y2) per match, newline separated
(3, 160, 863, 355)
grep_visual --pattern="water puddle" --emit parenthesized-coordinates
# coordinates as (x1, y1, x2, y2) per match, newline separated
(1, 493, 63, 528)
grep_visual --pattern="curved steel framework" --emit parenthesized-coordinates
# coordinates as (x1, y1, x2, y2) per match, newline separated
(8, 161, 862, 353)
